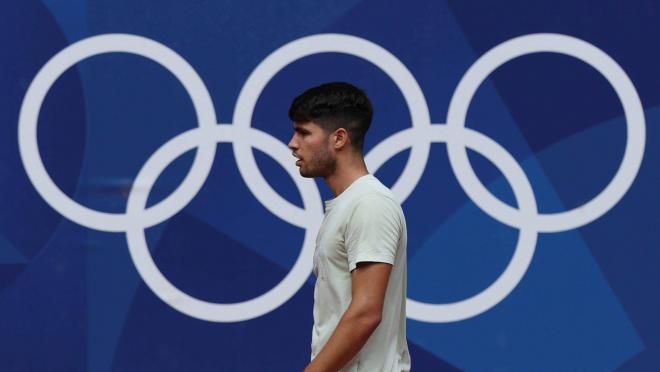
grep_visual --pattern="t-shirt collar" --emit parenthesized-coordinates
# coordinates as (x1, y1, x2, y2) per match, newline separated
(324, 173, 372, 212)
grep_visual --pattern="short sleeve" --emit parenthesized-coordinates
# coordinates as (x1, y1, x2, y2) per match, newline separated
(345, 194, 403, 272)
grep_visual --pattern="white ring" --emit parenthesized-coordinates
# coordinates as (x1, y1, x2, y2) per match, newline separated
(126, 125, 322, 322)
(233, 33, 432, 213)
(18, 34, 217, 232)
(446, 33, 645, 233)
(372, 125, 538, 322)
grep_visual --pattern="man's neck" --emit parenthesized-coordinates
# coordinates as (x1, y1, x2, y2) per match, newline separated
(324, 159, 369, 197)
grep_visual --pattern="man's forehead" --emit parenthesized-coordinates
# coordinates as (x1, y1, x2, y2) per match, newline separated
(293, 121, 321, 129)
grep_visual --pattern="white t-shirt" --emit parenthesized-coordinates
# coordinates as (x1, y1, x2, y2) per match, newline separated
(311, 174, 411, 372)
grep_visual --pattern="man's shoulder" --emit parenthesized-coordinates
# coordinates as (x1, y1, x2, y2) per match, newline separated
(350, 190, 400, 210)
(363, 176, 402, 204)
(350, 175, 400, 204)
(331, 175, 404, 222)
(346, 188, 404, 226)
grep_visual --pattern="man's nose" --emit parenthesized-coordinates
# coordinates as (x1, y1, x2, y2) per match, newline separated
(288, 136, 297, 150)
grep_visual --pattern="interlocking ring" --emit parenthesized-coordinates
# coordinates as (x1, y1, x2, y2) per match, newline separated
(18, 32, 645, 323)
(125, 125, 322, 322)
(446, 33, 645, 233)
(18, 34, 219, 232)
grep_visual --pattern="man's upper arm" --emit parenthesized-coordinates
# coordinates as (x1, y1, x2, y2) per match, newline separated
(345, 194, 402, 272)
(345, 194, 402, 316)
(350, 261, 393, 319)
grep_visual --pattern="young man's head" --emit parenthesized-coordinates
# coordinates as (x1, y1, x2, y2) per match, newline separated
(287, 82, 373, 178)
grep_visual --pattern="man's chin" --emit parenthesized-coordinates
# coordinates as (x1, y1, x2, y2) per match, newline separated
(298, 166, 319, 178)
(298, 169, 315, 178)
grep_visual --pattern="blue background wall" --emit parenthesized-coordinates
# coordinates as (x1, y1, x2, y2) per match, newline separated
(1, 0, 659, 370)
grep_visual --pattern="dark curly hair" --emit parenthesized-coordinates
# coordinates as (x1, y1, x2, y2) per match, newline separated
(288, 82, 373, 152)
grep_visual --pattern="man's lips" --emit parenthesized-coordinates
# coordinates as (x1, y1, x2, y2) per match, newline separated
(293, 152, 302, 166)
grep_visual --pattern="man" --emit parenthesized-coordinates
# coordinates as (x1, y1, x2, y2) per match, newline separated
(287, 82, 411, 372)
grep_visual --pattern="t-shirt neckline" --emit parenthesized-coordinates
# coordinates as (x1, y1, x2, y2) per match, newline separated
(324, 173, 372, 212)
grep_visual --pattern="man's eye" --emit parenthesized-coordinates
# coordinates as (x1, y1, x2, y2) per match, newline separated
(294, 128, 310, 136)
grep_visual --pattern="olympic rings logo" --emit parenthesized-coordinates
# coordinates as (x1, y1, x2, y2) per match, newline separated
(18, 33, 645, 323)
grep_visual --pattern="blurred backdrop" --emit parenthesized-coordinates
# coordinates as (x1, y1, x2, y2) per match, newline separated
(1, 0, 659, 370)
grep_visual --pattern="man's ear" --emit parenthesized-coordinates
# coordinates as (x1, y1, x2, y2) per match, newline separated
(333, 128, 350, 150)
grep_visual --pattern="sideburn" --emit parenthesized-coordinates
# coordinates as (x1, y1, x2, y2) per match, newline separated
(316, 143, 337, 178)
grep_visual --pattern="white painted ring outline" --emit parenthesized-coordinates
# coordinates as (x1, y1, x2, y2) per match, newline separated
(126, 125, 322, 322)
(384, 125, 539, 322)
(18, 34, 218, 232)
(446, 33, 646, 233)
(232, 33, 432, 218)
